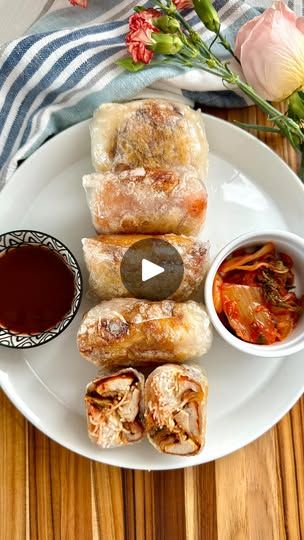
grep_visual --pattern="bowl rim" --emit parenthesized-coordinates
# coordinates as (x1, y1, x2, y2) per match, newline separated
(204, 229, 304, 358)
(0, 229, 83, 349)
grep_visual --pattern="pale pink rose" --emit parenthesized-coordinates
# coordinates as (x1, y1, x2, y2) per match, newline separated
(235, 1, 304, 102)
(297, 17, 304, 32)
(173, 0, 193, 8)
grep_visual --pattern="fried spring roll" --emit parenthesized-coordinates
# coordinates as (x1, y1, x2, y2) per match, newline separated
(83, 167, 207, 235)
(82, 234, 209, 301)
(90, 99, 209, 178)
(85, 368, 145, 448)
(145, 364, 208, 456)
(77, 299, 213, 367)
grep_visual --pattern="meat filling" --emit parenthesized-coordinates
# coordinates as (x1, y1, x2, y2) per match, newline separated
(145, 367, 207, 456)
(85, 370, 144, 448)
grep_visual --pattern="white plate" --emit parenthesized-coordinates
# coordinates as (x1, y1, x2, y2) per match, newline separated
(0, 115, 303, 470)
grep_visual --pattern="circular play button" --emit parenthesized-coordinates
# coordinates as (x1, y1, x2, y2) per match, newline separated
(120, 238, 184, 300)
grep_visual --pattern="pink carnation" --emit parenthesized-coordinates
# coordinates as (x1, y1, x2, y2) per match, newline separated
(69, 0, 88, 7)
(127, 39, 154, 64)
(129, 9, 161, 31)
(126, 10, 160, 64)
(173, 0, 193, 9)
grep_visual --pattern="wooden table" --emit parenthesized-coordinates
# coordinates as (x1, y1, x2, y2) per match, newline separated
(0, 107, 303, 540)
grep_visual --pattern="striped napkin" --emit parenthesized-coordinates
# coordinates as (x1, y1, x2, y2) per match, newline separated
(0, 0, 302, 187)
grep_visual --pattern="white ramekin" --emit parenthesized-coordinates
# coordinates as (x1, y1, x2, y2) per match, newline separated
(204, 230, 304, 357)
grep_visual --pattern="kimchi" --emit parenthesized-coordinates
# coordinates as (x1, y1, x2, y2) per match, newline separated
(213, 242, 304, 345)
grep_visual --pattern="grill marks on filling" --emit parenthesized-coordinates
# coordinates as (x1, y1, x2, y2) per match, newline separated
(111, 102, 191, 170)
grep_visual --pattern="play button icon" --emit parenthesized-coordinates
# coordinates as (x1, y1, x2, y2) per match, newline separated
(120, 238, 184, 300)
(142, 259, 164, 282)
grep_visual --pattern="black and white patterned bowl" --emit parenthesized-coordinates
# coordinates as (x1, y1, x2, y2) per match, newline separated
(0, 230, 82, 349)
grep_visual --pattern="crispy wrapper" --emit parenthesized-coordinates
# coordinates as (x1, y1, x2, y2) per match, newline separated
(83, 167, 207, 236)
(145, 364, 208, 456)
(85, 367, 145, 448)
(82, 234, 209, 301)
(90, 99, 208, 178)
(77, 299, 213, 367)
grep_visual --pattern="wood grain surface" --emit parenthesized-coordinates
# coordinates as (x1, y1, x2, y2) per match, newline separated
(0, 107, 303, 540)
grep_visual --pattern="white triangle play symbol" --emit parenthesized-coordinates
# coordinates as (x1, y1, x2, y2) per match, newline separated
(141, 258, 164, 282)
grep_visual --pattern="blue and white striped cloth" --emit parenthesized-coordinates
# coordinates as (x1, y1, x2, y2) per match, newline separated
(0, 0, 303, 186)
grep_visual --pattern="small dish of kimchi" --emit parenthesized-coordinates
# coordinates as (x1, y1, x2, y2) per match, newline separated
(205, 231, 304, 357)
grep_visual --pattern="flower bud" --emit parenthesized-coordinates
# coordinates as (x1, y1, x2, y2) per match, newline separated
(154, 15, 180, 34)
(193, 0, 220, 34)
(288, 92, 304, 122)
(150, 33, 184, 55)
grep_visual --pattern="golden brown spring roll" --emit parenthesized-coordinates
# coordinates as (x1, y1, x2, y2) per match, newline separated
(85, 368, 145, 448)
(77, 299, 213, 367)
(90, 99, 209, 178)
(83, 167, 207, 235)
(145, 364, 208, 456)
(82, 234, 209, 301)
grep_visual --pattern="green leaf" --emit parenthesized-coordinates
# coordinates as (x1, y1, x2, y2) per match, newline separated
(116, 58, 146, 72)
(234, 121, 281, 134)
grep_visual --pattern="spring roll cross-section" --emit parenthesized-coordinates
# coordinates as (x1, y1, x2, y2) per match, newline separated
(77, 299, 213, 367)
(83, 167, 207, 236)
(82, 234, 209, 302)
(85, 368, 145, 448)
(145, 364, 208, 456)
(90, 99, 209, 178)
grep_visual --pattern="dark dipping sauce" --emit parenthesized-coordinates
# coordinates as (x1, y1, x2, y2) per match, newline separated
(0, 244, 75, 335)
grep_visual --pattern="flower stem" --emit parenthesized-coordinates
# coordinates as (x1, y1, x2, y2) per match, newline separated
(234, 122, 281, 133)
(129, 0, 304, 161)
(189, 55, 304, 147)
(155, 1, 219, 61)
(235, 79, 304, 148)
(218, 31, 240, 63)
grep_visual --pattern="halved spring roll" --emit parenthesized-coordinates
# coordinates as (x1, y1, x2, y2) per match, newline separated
(145, 364, 208, 456)
(82, 234, 209, 301)
(90, 99, 209, 178)
(83, 167, 207, 236)
(85, 368, 145, 448)
(77, 299, 213, 367)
